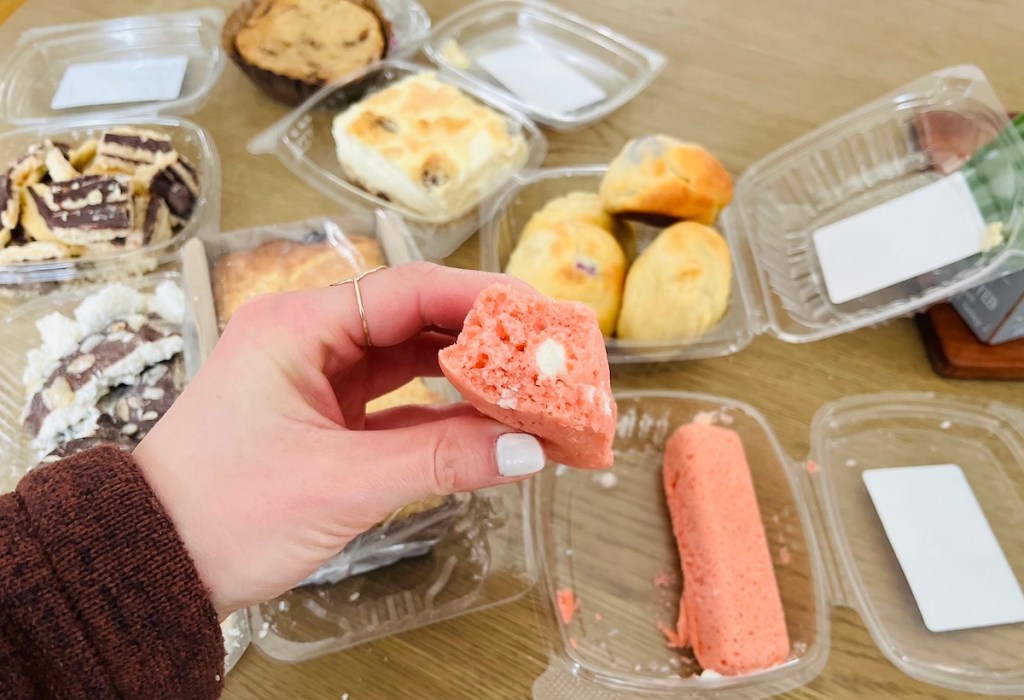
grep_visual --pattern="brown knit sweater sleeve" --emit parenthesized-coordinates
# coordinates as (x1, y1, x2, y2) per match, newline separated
(0, 445, 225, 699)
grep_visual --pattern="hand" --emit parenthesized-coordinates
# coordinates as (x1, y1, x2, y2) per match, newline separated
(133, 263, 546, 619)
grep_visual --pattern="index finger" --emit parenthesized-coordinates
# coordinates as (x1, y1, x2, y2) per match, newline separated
(307, 261, 536, 357)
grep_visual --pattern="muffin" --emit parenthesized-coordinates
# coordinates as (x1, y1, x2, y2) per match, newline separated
(224, 0, 390, 105)
(600, 135, 733, 224)
(616, 222, 732, 341)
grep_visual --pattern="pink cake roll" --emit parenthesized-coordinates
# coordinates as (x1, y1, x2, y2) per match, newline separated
(439, 283, 616, 469)
(663, 422, 790, 675)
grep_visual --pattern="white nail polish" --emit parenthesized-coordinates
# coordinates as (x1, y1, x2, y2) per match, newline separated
(496, 433, 545, 477)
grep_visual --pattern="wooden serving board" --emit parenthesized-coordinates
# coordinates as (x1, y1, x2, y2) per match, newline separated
(916, 304, 1024, 380)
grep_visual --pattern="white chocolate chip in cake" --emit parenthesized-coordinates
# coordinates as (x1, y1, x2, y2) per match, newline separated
(535, 338, 567, 379)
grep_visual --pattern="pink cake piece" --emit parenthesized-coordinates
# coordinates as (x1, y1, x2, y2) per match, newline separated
(439, 283, 616, 469)
(663, 422, 790, 676)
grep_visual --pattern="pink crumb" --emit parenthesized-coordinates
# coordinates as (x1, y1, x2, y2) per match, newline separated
(653, 570, 675, 588)
(557, 588, 579, 625)
(594, 613, 603, 622)
(658, 622, 686, 649)
(779, 546, 792, 566)
(806, 460, 820, 475)
(569, 637, 579, 649)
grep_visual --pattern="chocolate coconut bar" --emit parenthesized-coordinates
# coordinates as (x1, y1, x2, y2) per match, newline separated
(22, 174, 135, 245)
(150, 159, 199, 222)
(88, 128, 179, 176)
(0, 168, 19, 232)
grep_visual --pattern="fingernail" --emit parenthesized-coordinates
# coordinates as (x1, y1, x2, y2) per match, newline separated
(496, 433, 545, 477)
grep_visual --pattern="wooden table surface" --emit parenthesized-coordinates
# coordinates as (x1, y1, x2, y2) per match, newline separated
(3, 0, 1024, 698)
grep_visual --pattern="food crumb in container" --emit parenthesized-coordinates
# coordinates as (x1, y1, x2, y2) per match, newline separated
(349, 591, 361, 602)
(981, 221, 1005, 252)
(594, 612, 602, 622)
(940, 420, 952, 430)
(594, 471, 618, 488)
(440, 38, 472, 70)
(779, 546, 792, 566)
(568, 637, 579, 649)
(846, 458, 858, 467)
(699, 669, 724, 680)
(805, 460, 820, 474)
(556, 588, 579, 625)
(658, 621, 686, 649)
(653, 570, 675, 588)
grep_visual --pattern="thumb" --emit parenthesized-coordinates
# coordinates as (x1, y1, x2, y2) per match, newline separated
(349, 415, 546, 506)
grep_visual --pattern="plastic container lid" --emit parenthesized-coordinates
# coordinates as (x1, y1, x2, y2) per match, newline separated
(0, 116, 220, 290)
(0, 10, 224, 290)
(247, 60, 547, 260)
(422, 0, 665, 131)
(481, 65, 1024, 363)
(530, 390, 1024, 698)
(0, 9, 225, 124)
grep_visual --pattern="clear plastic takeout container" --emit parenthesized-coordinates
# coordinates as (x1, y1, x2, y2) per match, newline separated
(0, 271, 250, 675)
(0, 9, 225, 125)
(0, 9, 224, 292)
(247, 60, 547, 260)
(0, 117, 220, 291)
(529, 390, 1024, 698)
(481, 65, 1024, 363)
(422, 0, 665, 131)
(179, 211, 535, 660)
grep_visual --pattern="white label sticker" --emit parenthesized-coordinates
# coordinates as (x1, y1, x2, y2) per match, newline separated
(51, 55, 189, 110)
(862, 464, 1024, 633)
(813, 173, 987, 304)
(476, 43, 607, 116)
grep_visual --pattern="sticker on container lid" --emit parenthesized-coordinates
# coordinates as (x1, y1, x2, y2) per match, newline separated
(51, 55, 189, 110)
(475, 42, 607, 116)
(862, 464, 1024, 633)
(813, 172, 988, 305)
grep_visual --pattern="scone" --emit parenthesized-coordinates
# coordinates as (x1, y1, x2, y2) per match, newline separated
(332, 72, 528, 218)
(439, 283, 616, 469)
(600, 135, 733, 224)
(213, 236, 384, 325)
(233, 0, 385, 85)
(521, 191, 618, 240)
(505, 220, 626, 336)
(616, 222, 731, 342)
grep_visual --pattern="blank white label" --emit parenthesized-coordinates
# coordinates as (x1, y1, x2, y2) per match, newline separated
(476, 42, 607, 116)
(51, 55, 189, 110)
(813, 173, 986, 304)
(863, 464, 1024, 633)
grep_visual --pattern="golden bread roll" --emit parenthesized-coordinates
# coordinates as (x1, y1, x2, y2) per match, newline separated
(521, 191, 618, 239)
(599, 135, 733, 224)
(504, 220, 626, 336)
(616, 222, 731, 341)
